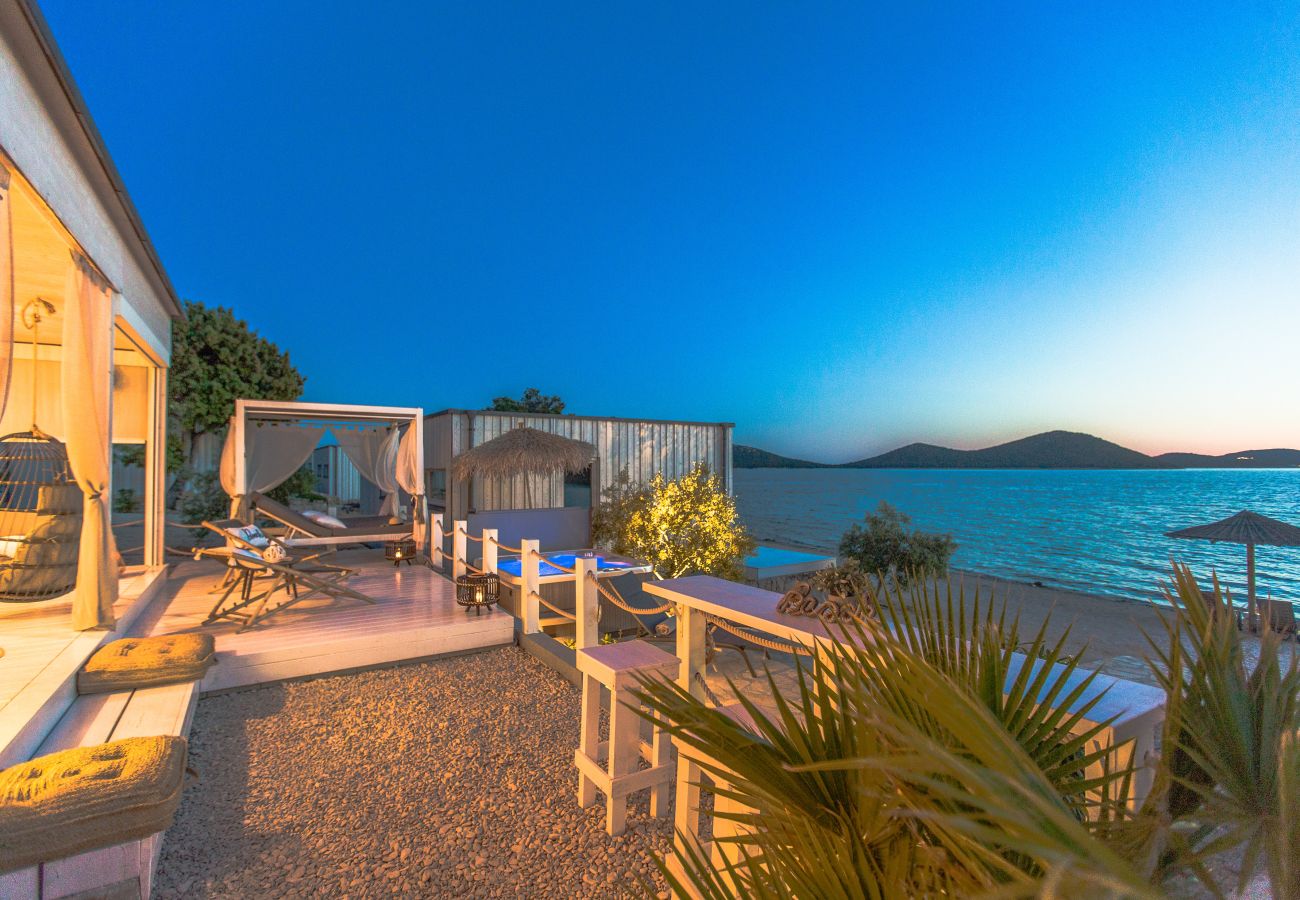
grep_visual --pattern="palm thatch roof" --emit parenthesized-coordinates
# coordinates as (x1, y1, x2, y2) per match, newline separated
(451, 426, 595, 480)
(1166, 510, 1300, 547)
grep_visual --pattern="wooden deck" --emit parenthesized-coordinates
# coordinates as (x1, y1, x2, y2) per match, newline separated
(138, 551, 515, 692)
(0, 568, 168, 767)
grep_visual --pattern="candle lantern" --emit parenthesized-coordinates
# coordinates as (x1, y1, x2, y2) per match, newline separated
(456, 572, 499, 614)
(385, 538, 417, 567)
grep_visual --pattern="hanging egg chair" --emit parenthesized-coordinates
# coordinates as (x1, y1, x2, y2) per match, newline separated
(0, 299, 83, 602)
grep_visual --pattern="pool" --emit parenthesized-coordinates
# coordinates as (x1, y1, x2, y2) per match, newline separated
(743, 545, 835, 580)
(495, 552, 638, 579)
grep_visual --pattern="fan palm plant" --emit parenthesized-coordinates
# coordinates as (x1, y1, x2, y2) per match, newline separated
(633, 563, 1299, 898)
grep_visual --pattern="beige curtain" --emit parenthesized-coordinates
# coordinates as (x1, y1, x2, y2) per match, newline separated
(0, 163, 13, 427)
(219, 419, 324, 518)
(395, 421, 425, 552)
(63, 253, 116, 630)
(334, 426, 401, 520)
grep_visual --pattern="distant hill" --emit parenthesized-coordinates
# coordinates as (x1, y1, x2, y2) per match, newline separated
(733, 445, 826, 468)
(734, 430, 1300, 470)
(1153, 448, 1300, 469)
(847, 431, 1155, 469)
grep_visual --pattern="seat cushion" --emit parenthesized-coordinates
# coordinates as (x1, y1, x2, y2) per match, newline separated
(0, 736, 187, 873)
(78, 634, 217, 695)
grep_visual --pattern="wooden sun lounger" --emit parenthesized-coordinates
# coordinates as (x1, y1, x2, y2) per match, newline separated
(194, 519, 376, 632)
(248, 492, 412, 547)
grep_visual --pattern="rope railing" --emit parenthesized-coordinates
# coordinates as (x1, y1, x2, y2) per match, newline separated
(111, 519, 145, 529)
(487, 536, 523, 554)
(538, 551, 578, 576)
(705, 613, 812, 656)
(587, 571, 673, 616)
(463, 531, 484, 544)
(529, 589, 576, 621)
(464, 562, 485, 576)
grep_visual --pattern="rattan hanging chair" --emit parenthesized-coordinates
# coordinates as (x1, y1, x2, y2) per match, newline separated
(0, 298, 83, 602)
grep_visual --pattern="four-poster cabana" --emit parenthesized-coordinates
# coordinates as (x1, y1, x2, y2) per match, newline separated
(219, 400, 428, 555)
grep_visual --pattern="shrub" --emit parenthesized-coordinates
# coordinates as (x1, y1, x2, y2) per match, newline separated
(838, 501, 955, 584)
(112, 488, 139, 514)
(176, 470, 230, 525)
(592, 464, 754, 580)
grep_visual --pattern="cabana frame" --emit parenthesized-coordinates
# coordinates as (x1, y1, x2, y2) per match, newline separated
(228, 399, 426, 553)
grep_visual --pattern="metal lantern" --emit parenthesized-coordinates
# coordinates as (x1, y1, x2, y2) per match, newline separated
(384, 537, 417, 567)
(455, 572, 499, 614)
(0, 429, 82, 601)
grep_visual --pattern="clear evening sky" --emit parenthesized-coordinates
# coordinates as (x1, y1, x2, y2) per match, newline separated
(40, 2, 1300, 462)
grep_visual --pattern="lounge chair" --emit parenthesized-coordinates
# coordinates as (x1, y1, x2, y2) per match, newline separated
(195, 519, 375, 631)
(248, 492, 412, 549)
(1262, 598, 1297, 637)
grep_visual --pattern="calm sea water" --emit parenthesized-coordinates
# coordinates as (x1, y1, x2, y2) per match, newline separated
(734, 468, 1300, 603)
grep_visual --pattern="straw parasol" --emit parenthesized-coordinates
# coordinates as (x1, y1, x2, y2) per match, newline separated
(1166, 509, 1300, 623)
(452, 426, 595, 507)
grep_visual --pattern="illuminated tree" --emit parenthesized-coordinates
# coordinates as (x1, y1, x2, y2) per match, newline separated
(594, 464, 753, 580)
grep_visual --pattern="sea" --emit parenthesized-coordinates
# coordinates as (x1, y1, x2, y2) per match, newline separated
(733, 468, 1300, 604)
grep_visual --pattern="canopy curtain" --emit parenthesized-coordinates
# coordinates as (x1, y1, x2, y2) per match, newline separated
(0, 163, 13, 428)
(333, 426, 402, 520)
(395, 421, 425, 551)
(219, 420, 325, 517)
(62, 253, 116, 630)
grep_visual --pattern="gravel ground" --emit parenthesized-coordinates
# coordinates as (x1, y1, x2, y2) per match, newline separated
(155, 648, 674, 898)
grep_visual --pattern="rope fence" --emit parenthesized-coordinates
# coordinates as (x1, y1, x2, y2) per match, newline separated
(705, 613, 812, 656)
(487, 536, 523, 554)
(529, 590, 576, 622)
(463, 531, 484, 544)
(464, 562, 485, 576)
(587, 571, 673, 616)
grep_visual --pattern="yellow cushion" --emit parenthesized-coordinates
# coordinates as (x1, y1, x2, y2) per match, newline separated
(78, 634, 217, 695)
(0, 736, 187, 873)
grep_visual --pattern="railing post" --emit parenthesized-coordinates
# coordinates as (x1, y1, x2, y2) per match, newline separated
(431, 513, 445, 570)
(674, 602, 708, 858)
(452, 519, 468, 582)
(574, 557, 599, 650)
(521, 538, 540, 635)
(482, 528, 498, 575)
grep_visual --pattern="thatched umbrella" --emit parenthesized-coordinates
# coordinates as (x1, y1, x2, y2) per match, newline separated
(1166, 509, 1300, 624)
(452, 426, 595, 507)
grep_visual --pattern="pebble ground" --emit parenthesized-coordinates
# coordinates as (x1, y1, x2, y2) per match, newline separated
(154, 648, 674, 898)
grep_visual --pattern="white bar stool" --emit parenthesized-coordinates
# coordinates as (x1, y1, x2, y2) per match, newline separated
(575, 639, 678, 835)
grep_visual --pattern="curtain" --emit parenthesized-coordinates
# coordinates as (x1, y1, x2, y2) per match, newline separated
(219, 419, 324, 518)
(63, 253, 116, 630)
(395, 420, 425, 551)
(334, 426, 401, 520)
(0, 163, 13, 429)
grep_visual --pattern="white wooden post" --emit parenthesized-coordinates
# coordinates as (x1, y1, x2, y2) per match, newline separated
(431, 513, 445, 570)
(521, 538, 540, 635)
(574, 557, 599, 651)
(674, 603, 708, 856)
(482, 528, 498, 575)
(452, 519, 467, 582)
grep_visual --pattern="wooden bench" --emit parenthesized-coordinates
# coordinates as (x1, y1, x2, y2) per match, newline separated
(0, 680, 199, 899)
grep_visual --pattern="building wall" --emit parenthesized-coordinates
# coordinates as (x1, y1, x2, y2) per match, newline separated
(426, 410, 733, 517)
(311, 445, 361, 505)
(0, 4, 175, 362)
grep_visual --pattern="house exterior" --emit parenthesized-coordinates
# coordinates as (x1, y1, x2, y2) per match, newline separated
(0, 0, 180, 612)
(424, 408, 734, 523)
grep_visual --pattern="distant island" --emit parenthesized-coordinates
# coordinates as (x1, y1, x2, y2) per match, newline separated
(735, 430, 1300, 470)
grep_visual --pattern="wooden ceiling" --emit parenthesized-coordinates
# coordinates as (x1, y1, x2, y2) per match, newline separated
(9, 179, 138, 353)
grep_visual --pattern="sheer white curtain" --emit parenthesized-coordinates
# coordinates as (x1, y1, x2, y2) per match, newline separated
(334, 426, 402, 520)
(62, 253, 116, 630)
(219, 420, 325, 517)
(0, 163, 13, 428)
(395, 421, 425, 550)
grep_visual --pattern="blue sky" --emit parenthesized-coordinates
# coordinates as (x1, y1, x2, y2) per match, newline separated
(41, 2, 1300, 461)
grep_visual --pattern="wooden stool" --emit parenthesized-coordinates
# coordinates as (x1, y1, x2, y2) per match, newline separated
(575, 640, 678, 835)
(674, 703, 763, 882)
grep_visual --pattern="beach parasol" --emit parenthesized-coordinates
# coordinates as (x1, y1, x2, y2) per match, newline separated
(451, 426, 595, 507)
(1166, 509, 1300, 623)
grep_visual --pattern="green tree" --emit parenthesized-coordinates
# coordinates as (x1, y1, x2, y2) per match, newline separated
(168, 300, 305, 470)
(838, 500, 955, 584)
(592, 464, 754, 580)
(489, 387, 565, 414)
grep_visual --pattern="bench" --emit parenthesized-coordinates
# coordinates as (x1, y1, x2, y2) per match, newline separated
(0, 679, 199, 899)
